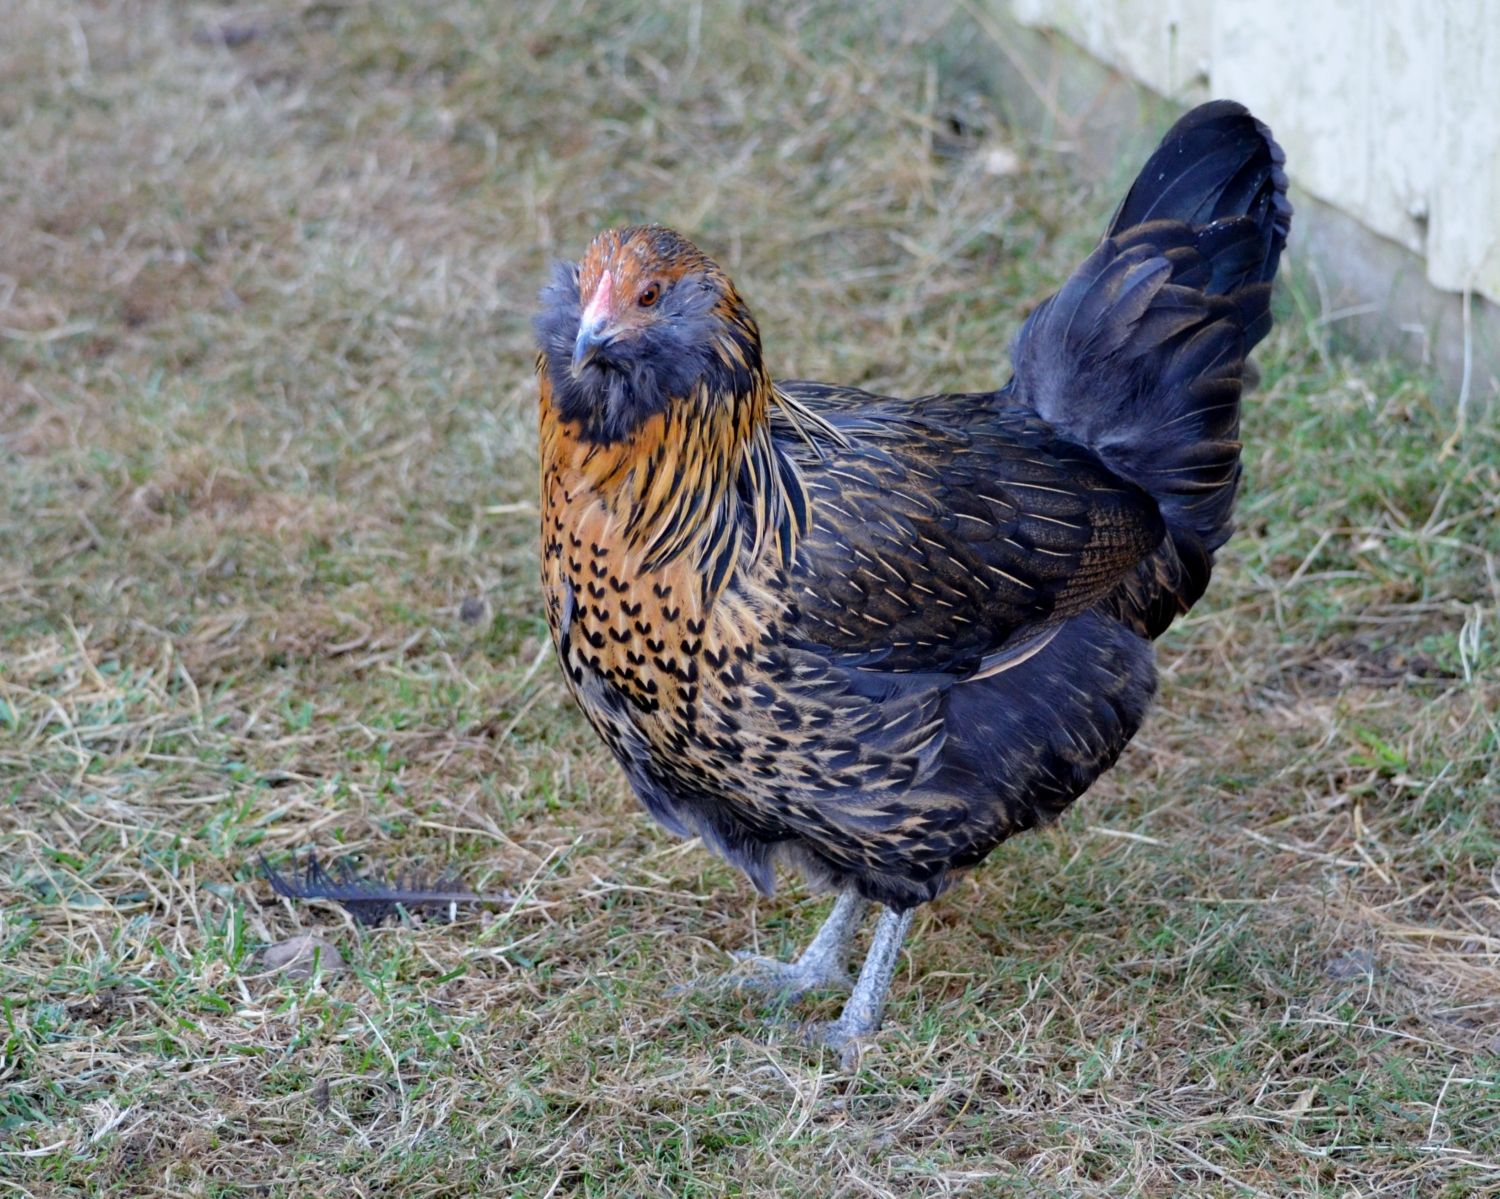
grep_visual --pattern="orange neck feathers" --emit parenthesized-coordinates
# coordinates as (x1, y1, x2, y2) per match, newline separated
(537, 225, 817, 601)
(540, 357, 806, 601)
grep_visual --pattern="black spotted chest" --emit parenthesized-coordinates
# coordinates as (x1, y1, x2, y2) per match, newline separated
(549, 576, 797, 816)
(544, 522, 704, 736)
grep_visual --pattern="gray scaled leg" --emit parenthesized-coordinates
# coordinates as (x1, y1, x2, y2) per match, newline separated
(808, 904, 914, 1063)
(729, 890, 869, 1001)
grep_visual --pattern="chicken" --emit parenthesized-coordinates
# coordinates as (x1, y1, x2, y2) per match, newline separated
(533, 101, 1291, 1054)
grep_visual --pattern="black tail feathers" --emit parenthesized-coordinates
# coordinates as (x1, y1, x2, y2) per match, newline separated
(1009, 100, 1291, 636)
(1108, 100, 1291, 283)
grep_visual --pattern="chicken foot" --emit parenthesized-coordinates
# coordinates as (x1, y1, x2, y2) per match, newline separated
(729, 890, 869, 1001)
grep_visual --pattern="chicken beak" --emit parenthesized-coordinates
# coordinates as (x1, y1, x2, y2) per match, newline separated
(572, 320, 612, 371)
(573, 269, 615, 371)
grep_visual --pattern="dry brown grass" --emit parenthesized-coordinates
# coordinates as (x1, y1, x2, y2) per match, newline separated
(2, 2, 1498, 1196)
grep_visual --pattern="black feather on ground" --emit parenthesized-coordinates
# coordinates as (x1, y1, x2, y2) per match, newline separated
(259, 852, 511, 926)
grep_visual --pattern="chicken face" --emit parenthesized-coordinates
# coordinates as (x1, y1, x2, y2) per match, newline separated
(534, 225, 763, 445)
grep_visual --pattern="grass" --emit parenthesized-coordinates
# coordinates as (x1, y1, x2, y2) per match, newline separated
(2, 2, 1497, 1195)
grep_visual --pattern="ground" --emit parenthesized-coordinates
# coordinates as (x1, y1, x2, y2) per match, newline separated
(2, 3, 1498, 1197)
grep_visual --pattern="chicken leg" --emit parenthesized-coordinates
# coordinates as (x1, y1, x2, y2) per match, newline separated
(730, 890, 869, 1000)
(808, 904, 914, 1062)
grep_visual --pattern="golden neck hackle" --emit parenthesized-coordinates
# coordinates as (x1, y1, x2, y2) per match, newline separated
(540, 359, 799, 601)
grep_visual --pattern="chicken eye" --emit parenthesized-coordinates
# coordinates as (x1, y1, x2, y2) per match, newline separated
(637, 284, 660, 308)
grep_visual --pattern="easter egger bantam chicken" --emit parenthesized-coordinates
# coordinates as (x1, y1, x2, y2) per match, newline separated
(533, 101, 1290, 1054)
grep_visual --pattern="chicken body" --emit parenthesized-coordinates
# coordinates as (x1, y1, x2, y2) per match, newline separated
(534, 102, 1291, 1051)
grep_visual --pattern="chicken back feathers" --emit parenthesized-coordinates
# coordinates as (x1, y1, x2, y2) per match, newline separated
(534, 101, 1290, 909)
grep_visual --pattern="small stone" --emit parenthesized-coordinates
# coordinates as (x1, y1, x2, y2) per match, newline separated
(981, 145, 1022, 177)
(1323, 949, 1375, 980)
(459, 595, 488, 625)
(192, 20, 263, 48)
(262, 934, 344, 980)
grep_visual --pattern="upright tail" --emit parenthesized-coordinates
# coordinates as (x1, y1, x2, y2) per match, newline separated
(1007, 100, 1292, 638)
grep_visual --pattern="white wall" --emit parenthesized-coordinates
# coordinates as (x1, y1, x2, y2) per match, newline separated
(1011, 0, 1500, 305)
